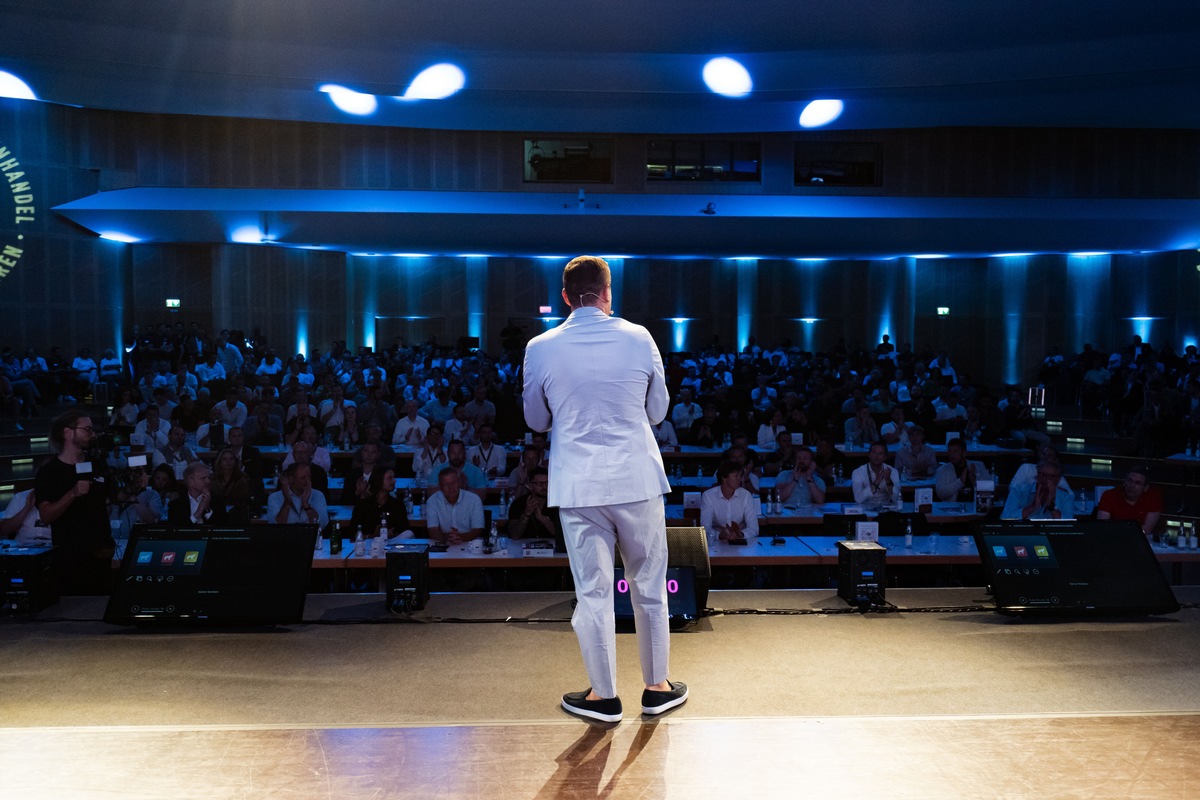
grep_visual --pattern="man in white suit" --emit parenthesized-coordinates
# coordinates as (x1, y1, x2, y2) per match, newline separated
(523, 255, 688, 723)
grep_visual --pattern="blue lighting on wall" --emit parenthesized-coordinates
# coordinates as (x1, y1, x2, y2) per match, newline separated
(1000, 256, 1028, 385)
(295, 313, 308, 357)
(0, 71, 36, 100)
(702, 57, 752, 97)
(465, 256, 486, 348)
(734, 258, 757, 352)
(399, 64, 466, 100)
(98, 232, 140, 243)
(798, 99, 844, 128)
(1067, 253, 1108, 352)
(668, 318, 693, 351)
(230, 225, 265, 244)
(319, 84, 378, 116)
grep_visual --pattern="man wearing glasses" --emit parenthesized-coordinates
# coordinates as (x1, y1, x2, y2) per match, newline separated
(505, 467, 563, 552)
(1097, 467, 1162, 536)
(35, 411, 115, 594)
(1001, 461, 1075, 521)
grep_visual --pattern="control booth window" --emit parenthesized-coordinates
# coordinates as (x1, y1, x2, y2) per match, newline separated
(646, 140, 761, 182)
(524, 139, 613, 183)
(794, 141, 881, 186)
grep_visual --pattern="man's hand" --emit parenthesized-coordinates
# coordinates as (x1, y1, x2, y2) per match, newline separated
(73, 480, 91, 498)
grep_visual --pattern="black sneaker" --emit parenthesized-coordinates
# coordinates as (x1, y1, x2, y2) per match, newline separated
(561, 690, 622, 723)
(641, 681, 688, 715)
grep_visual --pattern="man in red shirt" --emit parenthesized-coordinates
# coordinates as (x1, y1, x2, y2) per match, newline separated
(1097, 467, 1162, 536)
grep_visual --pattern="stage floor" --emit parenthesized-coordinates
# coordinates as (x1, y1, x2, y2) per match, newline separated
(3, 589, 1199, 798)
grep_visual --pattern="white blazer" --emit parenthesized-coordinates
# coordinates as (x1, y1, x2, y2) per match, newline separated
(522, 307, 671, 509)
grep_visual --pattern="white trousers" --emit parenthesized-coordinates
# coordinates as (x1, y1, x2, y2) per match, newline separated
(560, 495, 670, 700)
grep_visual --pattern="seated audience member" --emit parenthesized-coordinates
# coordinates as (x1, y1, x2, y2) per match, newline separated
(843, 403, 878, 447)
(724, 443, 761, 492)
(170, 394, 205, 433)
(1009, 444, 1072, 492)
(776, 446, 826, 510)
(1, 489, 50, 545)
(329, 404, 361, 451)
(153, 425, 200, 479)
(462, 383, 497, 428)
(851, 442, 902, 507)
(749, 375, 777, 412)
(507, 446, 543, 498)
(167, 462, 229, 525)
(880, 405, 913, 446)
(255, 349, 284, 380)
(392, 399, 430, 447)
(689, 404, 727, 449)
(467, 423, 506, 478)
(357, 386, 397, 432)
(283, 397, 322, 444)
(1096, 467, 1162, 536)
(700, 460, 760, 541)
(132, 404, 171, 451)
(280, 440, 329, 494)
(342, 441, 384, 505)
(243, 402, 283, 446)
(762, 430, 797, 478)
(894, 426, 938, 478)
(933, 390, 968, 424)
(447, 438, 487, 491)
(210, 448, 254, 522)
(426, 466, 484, 544)
(443, 403, 477, 446)
(266, 462, 329, 526)
(1001, 461, 1075, 521)
(671, 387, 704, 440)
(506, 467, 564, 550)
(170, 365, 199, 401)
(756, 407, 786, 450)
(355, 423, 396, 470)
(652, 416, 678, 447)
(107, 466, 155, 542)
(138, 464, 178, 521)
(280, 425, 332, 473)
(225, 426, 265, 503)
(421, 386, 457, 425)
(934, 438, 991, 501)
(195, 351, 226, 390)
(318, 384, 356, 438)
(214, 387, 248, 428)
(812, 435, 846, 482)
(413, 425, 449, 484)
(350, 468, 412, 538)
(109, 388, 141, 431)
(72, 347, 99, 393)
(196, 404, 231, 450)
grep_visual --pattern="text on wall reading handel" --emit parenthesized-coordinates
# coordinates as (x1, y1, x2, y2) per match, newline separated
(0, 144, 35, 279)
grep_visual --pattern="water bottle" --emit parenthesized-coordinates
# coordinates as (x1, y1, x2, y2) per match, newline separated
(761, 491, 771, 517)
(1075, 490, 1087, 515)
(771, 488, 781, 516)
(354, 525, 365, 556)
(486, 521, 498, 554)
(329, 523, 342, 555)
(375, 514, 389, 557)
(927, 529, 940, 555)
(498, 489, 508, 519)
(1188, 522, 1198, 550)
(899, 464, 908, 483)
(697, 465, 704, 479)
(403, 489, 414, 516)
(904, 520, 914, 549)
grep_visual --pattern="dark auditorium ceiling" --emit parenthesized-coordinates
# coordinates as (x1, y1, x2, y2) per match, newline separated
(10, 0, 1200, 257)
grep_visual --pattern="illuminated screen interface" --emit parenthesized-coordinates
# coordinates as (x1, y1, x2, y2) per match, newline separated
(105, 525, 315, 625)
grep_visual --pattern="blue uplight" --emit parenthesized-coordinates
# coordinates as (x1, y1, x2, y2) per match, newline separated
(799, 99, 844, 128)
(0, 71, 36, 100)
(98, 232, 140, 243)
(1070, 251, 1109, 257)
(702, 57, 752, 97)
(400, 64, 465, 100)
(911, 254, 949, 259)
(319, 84, 378, 116)
(230, 225, 265, 244)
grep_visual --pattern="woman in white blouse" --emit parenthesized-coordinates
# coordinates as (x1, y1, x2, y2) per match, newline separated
(756, 407, 786, 450)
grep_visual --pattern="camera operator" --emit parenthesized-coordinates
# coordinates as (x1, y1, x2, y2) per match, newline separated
(35, 410, 115, 594)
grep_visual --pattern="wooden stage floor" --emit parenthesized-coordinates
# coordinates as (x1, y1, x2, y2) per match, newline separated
(3, 589, 1200, 798)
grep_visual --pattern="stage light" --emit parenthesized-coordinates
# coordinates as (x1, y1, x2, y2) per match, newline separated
(799, 99, 844, 128)
(993, 252, 1033, 258)
(0, 71, 36, 100)
(318, 84, 378, 116)
(98, 232, 140, 243)
(912, 254, 949, 259)
(229, 225, 264, 244)
(400, 64, 465, 100)
(1070, 251, 1109, 257)
(539, 306, 553, 314)
(702, 57, 752, 97)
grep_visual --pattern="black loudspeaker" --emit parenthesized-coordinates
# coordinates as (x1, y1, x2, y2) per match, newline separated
(836, 540, 886, 606)
(0, 546, 58, 614)
(386, 544, 430, 613)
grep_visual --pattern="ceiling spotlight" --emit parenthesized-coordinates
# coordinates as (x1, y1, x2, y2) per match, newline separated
(799, 99, 844, 128)
(702, 57, 752, 97)
(400, 63, 466, 100)
(700, 202, 716, 215)
(0, 71, 36, 100)
(318, 84, 378, 116)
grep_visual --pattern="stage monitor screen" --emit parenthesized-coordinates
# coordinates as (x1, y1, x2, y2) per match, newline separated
(613, 566, 697, 622)
(974, 520, 1179, 616)
(104, 524, 317, 626)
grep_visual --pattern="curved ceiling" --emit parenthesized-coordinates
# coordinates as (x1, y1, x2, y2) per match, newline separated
(6, 0, 1200, 132)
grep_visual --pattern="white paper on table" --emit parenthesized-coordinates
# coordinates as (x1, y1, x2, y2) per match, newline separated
(855, 521, 879, 542)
